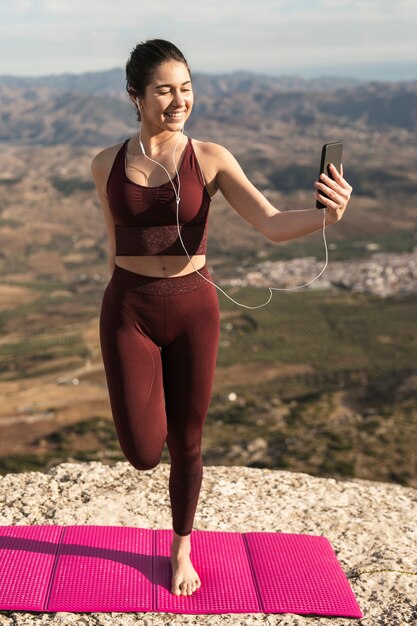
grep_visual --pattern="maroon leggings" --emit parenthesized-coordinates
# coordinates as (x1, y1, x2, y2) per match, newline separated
(99, 262, 220, 536)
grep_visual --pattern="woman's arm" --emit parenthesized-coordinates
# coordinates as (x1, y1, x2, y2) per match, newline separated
(90, 154, 116, 277)
(213, 144, 352, 243)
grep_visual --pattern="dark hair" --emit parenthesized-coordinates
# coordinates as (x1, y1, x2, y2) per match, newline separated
(125, 39, 192, 122)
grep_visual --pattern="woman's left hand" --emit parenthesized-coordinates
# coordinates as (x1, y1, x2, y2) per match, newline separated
(314, 163, 353, 224)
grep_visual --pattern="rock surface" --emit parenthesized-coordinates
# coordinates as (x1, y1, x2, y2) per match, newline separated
(0, 461, 416, 625)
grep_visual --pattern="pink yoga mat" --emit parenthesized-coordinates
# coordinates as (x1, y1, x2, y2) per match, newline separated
(0, 525, 362, 617)
(245, 532, 359, 616)
(0, 525, 63, 611)
(47, 525, 154, 613)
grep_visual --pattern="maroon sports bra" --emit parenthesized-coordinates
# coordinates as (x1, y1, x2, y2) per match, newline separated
(106, 136, 211, 256)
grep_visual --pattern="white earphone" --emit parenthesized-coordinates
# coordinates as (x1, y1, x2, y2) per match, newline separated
(133, 98, 328, 309)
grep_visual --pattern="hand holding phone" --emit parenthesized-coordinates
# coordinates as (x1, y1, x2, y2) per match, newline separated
(316, 142, 343, 209)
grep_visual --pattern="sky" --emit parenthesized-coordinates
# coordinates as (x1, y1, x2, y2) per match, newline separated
(1, 0, 417, 80)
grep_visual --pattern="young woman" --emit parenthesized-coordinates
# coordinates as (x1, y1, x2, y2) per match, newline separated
(91, 39, 352, 598)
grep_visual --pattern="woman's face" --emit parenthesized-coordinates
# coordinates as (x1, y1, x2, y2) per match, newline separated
(137, 60, 194, 132)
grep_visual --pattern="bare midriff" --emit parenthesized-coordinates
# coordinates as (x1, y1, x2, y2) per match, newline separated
(114, 254, 207, 277)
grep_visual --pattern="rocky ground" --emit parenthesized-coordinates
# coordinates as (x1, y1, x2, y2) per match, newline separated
(0, 461, 416, 625)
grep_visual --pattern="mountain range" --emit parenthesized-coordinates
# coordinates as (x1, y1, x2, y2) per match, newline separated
(0, 70, 416, 147)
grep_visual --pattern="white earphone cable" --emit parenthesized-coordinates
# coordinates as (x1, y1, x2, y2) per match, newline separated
(138, 123, 328, 309)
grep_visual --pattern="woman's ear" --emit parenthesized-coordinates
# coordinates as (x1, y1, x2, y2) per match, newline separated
(128, 93, 138, 106)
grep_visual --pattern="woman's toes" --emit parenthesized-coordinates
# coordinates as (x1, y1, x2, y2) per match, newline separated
(181, 581, 193, 595)
(172, 573, 182, 594)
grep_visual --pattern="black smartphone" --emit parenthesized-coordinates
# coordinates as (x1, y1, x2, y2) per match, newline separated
(316, 141, 343, 209)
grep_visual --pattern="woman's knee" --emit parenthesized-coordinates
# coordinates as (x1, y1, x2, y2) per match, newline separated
(127, 454, 161, 471)
(120, 442, 163, 471)
(167, 437, 202, 464)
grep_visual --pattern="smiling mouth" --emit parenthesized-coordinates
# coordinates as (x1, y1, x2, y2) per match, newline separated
(164, 111, 185, 119)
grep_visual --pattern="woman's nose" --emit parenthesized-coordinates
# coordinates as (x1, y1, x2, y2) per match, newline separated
(172, 90, 186, 107)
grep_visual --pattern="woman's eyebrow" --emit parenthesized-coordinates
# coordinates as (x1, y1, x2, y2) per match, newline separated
(155, 80, 192, 89)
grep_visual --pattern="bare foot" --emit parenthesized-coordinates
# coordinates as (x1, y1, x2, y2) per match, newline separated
(170, 532, 201, 596)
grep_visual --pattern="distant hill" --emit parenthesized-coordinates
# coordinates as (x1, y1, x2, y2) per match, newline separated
(0, 68, 124, 95)
(0, 69, 415, 147)
(0, 68, 361, 94)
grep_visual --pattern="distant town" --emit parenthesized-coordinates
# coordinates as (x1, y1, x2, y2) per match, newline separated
(221, 250, 417, 298)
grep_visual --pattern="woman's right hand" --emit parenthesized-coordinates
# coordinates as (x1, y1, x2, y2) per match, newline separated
(314, 163, 353, 224)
